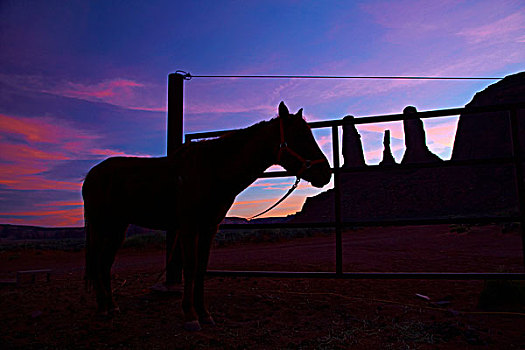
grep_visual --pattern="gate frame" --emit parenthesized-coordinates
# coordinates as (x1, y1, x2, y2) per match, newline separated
(167, 72, 525, 281)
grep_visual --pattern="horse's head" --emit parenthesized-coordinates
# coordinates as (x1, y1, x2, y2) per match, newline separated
(276, 102, 331, 188)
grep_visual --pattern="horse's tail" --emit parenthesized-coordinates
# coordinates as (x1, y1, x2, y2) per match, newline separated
(84, 210, 95, 292)
(83, 167, 99, 293)
(83, 172, 100, 293)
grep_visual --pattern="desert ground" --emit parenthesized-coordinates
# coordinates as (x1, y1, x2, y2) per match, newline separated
(1, 224, 524, 349)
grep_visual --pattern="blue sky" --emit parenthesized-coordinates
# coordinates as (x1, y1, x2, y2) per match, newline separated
(1, 0, 524, 226)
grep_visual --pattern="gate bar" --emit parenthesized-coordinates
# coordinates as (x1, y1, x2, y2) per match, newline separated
(207, 270, 525, 280)
(218, 215, 522, 230)
(185, 102, 525, 140)
(332, 125, 343, 274)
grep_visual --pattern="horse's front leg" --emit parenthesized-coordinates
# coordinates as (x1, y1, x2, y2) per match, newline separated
(194, 227, 217, 326)
(180, 231, 200, 331)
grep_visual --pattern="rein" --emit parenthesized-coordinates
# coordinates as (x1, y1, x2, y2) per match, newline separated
(249, 177, 300, 220)
(249, 117, 326, 220)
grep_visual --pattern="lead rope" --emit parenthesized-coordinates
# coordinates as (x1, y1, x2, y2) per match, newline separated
(248, 177, 300, 220)
(152, 178, 300, 285)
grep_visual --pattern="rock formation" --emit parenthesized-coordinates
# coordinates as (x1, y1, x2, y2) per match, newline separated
(452, 71, 525, 161)
(342, 116, 366, 168)
(292, 72, 524, 224)
(401, 106, 442, 164)
(379, 130, 396, 166)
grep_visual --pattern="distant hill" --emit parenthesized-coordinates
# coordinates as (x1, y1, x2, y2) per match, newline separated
(223, 216, 293, 225)
(0, 216, 291, 240)
(0, 224, 85, 240)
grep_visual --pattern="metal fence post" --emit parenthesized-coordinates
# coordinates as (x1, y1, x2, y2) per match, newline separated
(166, 72, 185, 285)
(167, 73, 184, 151)
(332, 125, 343, 275)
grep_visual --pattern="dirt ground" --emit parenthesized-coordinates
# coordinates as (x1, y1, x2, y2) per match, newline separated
(1, 224, 524, 349)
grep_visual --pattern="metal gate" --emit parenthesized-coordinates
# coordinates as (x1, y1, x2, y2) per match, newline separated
(167, 72, 525, 281)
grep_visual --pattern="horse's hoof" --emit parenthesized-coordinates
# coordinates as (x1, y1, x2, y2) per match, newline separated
(150, 282, 183, 296)
(200, 316, 216, 327)
(184, 320, 202, 332)
(96, 310, 109, 317)
(95, 309, 113, 320)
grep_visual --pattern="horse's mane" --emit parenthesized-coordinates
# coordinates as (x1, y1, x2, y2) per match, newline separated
(170, 117, 278, 159)
(196, 117, 277, 148)
(219, 118, 275, 141)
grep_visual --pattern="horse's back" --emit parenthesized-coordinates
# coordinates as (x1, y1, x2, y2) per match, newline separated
(82, 156, 174, 228)
(87, 156, 170, 172)
(83, 156, 167, 194)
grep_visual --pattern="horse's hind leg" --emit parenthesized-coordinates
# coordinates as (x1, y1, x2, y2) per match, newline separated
(194, 227, 217, 326)
(180, 230, 201, 331)
(91, 222, 127, 315)
(85, 219, 110, 313)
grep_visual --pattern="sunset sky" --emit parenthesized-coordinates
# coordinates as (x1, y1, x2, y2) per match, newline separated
(1, 0, 524, 227)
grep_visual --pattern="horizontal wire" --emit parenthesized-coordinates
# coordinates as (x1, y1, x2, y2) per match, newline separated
(182, 73, 503, 80)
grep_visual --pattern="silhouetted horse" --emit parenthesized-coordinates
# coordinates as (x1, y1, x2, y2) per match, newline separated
(83, 102, 331, 330)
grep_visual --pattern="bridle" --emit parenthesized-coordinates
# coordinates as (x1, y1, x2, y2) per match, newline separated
(276, 117, 327, 177)
(249, 116, 327, 220)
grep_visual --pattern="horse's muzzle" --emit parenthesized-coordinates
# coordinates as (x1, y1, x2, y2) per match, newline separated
(305, 162, 332, 188)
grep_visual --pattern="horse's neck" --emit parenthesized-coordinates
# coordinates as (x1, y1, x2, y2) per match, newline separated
(217, 119, 280, 192)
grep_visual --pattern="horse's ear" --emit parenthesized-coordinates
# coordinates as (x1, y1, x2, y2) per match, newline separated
(297, 108, 303, 118)
(278, 101, 290, 118)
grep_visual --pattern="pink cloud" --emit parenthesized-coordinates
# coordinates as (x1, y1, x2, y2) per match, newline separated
(0, 176, 81, 191)
(0, 74, 166, 113)
(185, 101, 274, 116)
(129, 106, 167, 112)
(316, 135, 331, 148)
(0, 142, 80, 191)
(356, 0, 524, 79)
(361, 0, 461, 43)
(61, 139, 97, 155)
(424, 119, 459, 144)
(424, 118, 459, 159)
(57, 79, 143, 100)
(0, 114, 78, 144)
(363, 141, 406, 164)
(357, 122, 404, 139)
(1, 199, 84, 227)
(250, 181, 296, 188)
(1, 206, 84, 227)
(0, 112, 162, 225)
(360, 0, 524, 46)
(0, 113, 147, 192)
(456, 11, 525, 44)
(231, 198, 274, 208)
(228, 195, 307, 219)
(0, 114, 80, 189)
(0, 141, 69, 162)
(36, 200, 84, 207)
(44, 78, 166, 112)
(89, 148, 154, 158)
(0, 135, 82, 190)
